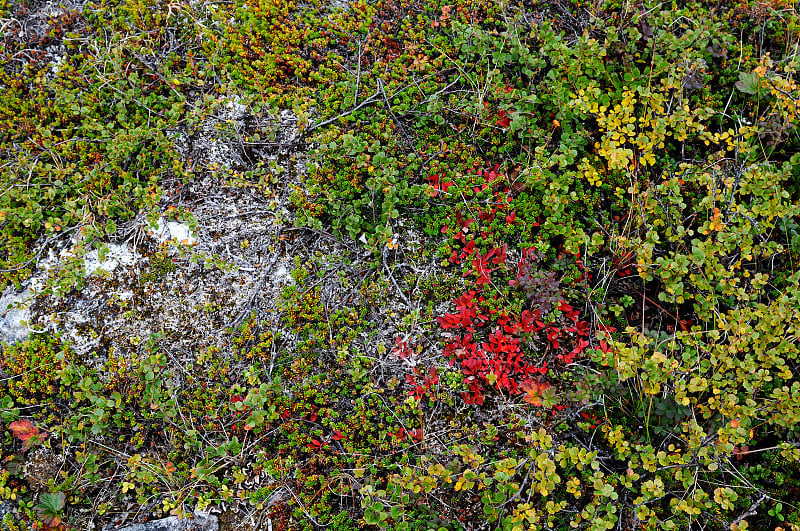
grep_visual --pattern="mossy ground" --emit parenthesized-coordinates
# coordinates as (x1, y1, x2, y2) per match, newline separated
(2, 0, 800, 530)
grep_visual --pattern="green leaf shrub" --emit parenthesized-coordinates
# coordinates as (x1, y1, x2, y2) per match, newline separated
(2, 0, 800, 529)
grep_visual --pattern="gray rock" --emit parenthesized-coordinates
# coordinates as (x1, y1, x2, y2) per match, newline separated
(83, 243, 141, 276)
(0, 501, 16, 530)
(0, 286, 34, 346)
(112, 512, 217, 531)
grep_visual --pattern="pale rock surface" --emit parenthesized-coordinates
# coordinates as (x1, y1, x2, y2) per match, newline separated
(0, 286, 34, 345)
(109, 512, 217, 531)
(83, 244, 140, 276)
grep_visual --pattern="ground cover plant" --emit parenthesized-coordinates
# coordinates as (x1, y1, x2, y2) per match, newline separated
(2, 0, 800, 529)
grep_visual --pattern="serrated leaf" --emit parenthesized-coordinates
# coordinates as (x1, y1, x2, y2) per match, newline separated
(735, 71, 760, 94)
(9, 419, 36, 439)
(9, 419, 46, 451)
(35, 492, 66, 528)
(521, 380, 551, 406)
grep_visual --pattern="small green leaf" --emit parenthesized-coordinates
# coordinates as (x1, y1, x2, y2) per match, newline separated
(691, 245, 705, 264)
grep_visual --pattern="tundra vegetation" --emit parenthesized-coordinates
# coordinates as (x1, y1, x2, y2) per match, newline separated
(2, 0, 800, 529)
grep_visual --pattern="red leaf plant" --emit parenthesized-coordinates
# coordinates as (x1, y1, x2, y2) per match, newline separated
(425, 164, 604, 407)
(9, 419, 47, 452)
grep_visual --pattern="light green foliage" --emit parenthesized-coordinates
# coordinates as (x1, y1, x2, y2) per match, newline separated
(2, 0, 800, 529)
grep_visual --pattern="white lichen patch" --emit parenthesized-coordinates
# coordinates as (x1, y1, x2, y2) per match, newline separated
(150, 218, 197, 246)
(83, 244, 140, 276)
(193, 96, 249, 169)
(273, 261, 292, 285)
(0, 285, 35, 345)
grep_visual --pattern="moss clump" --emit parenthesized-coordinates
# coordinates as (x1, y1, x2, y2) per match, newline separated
(140, 250, 177, 285)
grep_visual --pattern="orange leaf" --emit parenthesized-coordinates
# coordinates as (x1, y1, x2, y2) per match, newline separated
(9, 420, 46, 451)
(521, 380, 550, 406)
(9, 419, 38, 441)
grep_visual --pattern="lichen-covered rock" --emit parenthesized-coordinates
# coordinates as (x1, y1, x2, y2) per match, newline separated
(0, 286, 33, 345)
(110, 512, 217, 531)
(0, 501, 17, 530)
